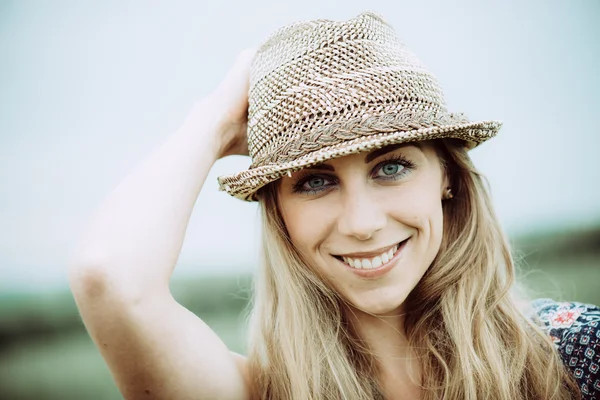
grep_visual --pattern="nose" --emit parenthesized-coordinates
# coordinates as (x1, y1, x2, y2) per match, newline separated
(337, 186, 387, 241)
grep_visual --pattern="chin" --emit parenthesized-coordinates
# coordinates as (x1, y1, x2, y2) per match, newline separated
(346, 288, 410, 316)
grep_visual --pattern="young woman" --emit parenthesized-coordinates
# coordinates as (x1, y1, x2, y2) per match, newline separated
(69, 12, 599, 400)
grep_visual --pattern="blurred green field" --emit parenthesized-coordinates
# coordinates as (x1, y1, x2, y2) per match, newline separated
(0, 227, 598, 400)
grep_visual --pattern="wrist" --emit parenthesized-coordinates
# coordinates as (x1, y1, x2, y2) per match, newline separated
(181, 99, 230, 156)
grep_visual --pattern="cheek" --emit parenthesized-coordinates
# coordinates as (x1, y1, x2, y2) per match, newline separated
(282, 202, 341, 286)
(281, 201, 333, 258)
(386, 183, 444, 253)
(389, 180, 442, 221)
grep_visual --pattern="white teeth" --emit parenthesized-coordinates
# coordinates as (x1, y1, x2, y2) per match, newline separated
(381, 252, 389, 263)
(340, 242, 404, 270)
(344, 257, 359, 268)
(387, 247, 395, 260)
(372, 256, 382, 268)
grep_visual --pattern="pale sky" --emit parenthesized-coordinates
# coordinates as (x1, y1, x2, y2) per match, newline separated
(1, 0, 599, 292)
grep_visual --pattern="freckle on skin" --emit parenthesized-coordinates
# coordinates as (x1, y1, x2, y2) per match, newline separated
(145, 389, 150, 395)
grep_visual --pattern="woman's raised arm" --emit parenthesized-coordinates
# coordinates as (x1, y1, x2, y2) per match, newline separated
(68, 49, 255, 400)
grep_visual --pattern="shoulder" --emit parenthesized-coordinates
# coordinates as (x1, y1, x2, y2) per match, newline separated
(532, 298, 600, 398)
(532, 298, 600, 338)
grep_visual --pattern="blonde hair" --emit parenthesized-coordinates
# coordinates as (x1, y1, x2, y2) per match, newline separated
(245, 139, 580, 399)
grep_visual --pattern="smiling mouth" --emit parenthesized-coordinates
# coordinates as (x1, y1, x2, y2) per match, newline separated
(333, 238, 409, 270)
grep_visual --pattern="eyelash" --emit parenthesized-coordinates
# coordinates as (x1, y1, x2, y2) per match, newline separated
(291, 154, 415, 195)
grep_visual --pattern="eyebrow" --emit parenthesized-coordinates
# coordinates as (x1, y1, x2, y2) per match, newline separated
(364, 142, 421, 163)
(305, 143, 421, 172)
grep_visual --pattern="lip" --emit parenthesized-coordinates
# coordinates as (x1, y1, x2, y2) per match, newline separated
(336, 238, 409, 279)
(334, 242, 398, 258)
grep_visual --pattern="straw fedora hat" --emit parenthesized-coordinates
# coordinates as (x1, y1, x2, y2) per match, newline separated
(217, 11, 502, 201)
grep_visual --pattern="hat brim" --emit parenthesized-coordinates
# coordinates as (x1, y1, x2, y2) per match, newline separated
(218, 120, 502, 201)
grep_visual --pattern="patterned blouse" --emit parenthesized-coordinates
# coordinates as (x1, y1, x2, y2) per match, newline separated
(533, 298, 600, 399)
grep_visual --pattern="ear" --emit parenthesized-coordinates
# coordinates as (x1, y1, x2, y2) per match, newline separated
(440, 165, 451, 194)
(431, 139, 451, 196)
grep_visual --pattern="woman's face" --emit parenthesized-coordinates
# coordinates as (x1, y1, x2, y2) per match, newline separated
(277, 142, 448, 315)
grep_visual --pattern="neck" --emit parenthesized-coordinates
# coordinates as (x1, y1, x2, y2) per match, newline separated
(346, 305, 422, 397)
(346, 304, 409, 357)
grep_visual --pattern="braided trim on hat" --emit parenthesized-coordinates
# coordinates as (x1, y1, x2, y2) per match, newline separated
(250, 105, 468, 167)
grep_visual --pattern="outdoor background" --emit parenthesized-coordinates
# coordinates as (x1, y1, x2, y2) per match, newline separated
(1, 1, 598, 399)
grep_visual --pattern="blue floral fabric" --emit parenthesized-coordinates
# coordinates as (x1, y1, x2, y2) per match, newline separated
(533, 298, 600, 399)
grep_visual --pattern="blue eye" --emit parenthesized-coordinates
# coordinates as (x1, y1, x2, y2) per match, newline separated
(292, 174, 335, 194)
(306, 176, 327, 189)
(379, 163, 403, 176)
(375, 161, 406, 178)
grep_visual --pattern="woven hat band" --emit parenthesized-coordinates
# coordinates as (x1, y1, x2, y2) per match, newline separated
(250, 109, 469, 168)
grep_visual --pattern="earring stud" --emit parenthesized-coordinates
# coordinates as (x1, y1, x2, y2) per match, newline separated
(443, 187, 454, 200)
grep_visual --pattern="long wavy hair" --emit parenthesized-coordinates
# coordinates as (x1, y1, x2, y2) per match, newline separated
(245, 138, 580, 399)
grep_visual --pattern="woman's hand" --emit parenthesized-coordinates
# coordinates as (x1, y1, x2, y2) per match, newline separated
(193, 48, 256, 159)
